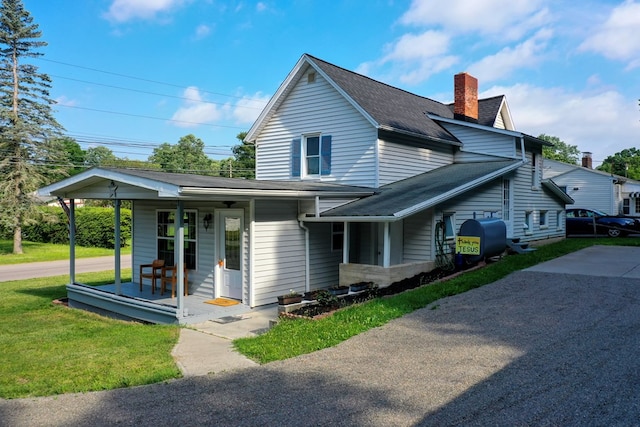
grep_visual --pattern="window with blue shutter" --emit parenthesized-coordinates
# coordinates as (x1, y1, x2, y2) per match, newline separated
(293, 134, 332, 178)
(321, 135, 332, 175)
(291, 138, 301, 177)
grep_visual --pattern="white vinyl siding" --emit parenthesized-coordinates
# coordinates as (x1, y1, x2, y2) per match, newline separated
(378, 140, 453, 186)
(443, 122, 517, 159)
(252, 200, 306, 306)
(544, 161, 618, 214)
(255, 69, 377, 187)
(403, 209, 434, 263)
(307, 222, 341, 289)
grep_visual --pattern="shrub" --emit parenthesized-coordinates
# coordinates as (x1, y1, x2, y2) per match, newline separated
(22, 206, 131, 249)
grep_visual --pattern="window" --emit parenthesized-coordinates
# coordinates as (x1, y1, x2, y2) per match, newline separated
(502, 179, 511, 220)
(531, 153, 541, 189)
(524, 211, 533, 235)
(291, 135, 332, 178)
(331, 222, 344, 251)
(623, 199, 630, 215)
(443, 213, 455, 239)
(157, 210, 197, 269)
(540, 210, 548, 229)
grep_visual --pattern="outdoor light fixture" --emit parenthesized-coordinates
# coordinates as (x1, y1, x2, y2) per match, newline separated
(108, 180, 118, 198)
(203, 213, 212, 231)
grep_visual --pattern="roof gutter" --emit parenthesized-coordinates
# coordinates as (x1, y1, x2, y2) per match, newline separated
(181, 187, 374, 198)
(378, 125, 462, 147)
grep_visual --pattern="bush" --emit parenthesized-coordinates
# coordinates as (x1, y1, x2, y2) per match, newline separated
(22, 206, 131, 249)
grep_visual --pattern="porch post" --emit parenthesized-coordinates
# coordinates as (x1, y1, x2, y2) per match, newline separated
(114, 199, 122, 295)
(69, 199, 76, 284)
(383, 221, 391, 268)
(175, 201, 185, 316)
(342, 221, 349, 264)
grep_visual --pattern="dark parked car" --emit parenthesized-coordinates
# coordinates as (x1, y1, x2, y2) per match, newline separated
(566, 208, 640, 237)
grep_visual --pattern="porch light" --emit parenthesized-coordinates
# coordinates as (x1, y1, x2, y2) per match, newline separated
(203, 213, 212, 231)
(108, 180, 118, 198)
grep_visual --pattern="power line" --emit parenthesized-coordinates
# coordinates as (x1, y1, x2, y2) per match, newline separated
(57, 104, 248, 130)
(50, 74, 266, 110)
(37, 57, 268, 102)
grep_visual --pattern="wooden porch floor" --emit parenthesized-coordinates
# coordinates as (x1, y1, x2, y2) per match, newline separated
(93, 281, 255, 324)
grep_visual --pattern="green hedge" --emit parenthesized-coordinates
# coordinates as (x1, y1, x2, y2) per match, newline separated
(22, 206, 131, 249)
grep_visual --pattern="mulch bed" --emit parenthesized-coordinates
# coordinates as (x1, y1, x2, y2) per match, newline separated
(284, 267, 462, 320)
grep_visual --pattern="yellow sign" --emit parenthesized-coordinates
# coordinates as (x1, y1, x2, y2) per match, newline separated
(456, 236, 481, 255)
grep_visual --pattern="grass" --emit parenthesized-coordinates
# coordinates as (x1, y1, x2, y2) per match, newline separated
(0, 240, 131, 265)
(0, 269, 181, 399)
(234, 237, 640, 363)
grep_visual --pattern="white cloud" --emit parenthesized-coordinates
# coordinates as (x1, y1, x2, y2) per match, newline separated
(232, 93, 270, 124)
(382, 31, 451, 62)
(55, 96, 77, 107)
(104, 0, 188, 23)
(256, 2, 268, 12)
(579, 0, 640, 65)
(484, 84, 640, 166)
(400, 0, 550, 40)
(171, 86, 222, 128)
(468, 28, 553, 83)
(194, 24, 211, 39)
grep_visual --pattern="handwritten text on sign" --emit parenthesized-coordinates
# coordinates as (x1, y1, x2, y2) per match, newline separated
(456, 236, 481, 255)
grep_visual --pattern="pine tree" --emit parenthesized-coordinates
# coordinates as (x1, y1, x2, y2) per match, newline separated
(0, 0, 64, 254)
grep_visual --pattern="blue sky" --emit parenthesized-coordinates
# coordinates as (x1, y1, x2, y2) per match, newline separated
(25, 0, 640, 167)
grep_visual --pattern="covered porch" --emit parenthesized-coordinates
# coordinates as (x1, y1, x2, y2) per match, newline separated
(66, 280, 263, 325)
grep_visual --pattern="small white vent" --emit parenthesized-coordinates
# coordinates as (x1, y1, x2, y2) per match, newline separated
(307, 72, 316, 83)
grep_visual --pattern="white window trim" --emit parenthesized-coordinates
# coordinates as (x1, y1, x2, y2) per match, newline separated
(303, 133, 322, 179)
(556, 210, 563, 231)
(539, 210, 548, 230)
(524, 211, 533, 235)
(156, 209, 198, 270)
(443, 212, 456, 240)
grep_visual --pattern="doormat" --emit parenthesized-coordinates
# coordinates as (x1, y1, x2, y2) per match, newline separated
(204, 298, 240, 307)
(212, 316, 243, 324)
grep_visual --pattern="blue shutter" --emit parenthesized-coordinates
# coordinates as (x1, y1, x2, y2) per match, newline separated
(291, 138, 301, 177)
(321, 135, 332, 175)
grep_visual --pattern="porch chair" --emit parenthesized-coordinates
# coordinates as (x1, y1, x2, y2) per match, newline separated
(139, 259, 165, 294)
(160, 265, 189, 298)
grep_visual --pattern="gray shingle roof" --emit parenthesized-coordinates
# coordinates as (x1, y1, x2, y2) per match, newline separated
(319, 160, 520, 218)
(103, 167, 371, 194)
(308, 55, 460, 144)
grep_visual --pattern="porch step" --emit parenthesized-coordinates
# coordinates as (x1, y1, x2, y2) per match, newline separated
(507, 239, 537, 254)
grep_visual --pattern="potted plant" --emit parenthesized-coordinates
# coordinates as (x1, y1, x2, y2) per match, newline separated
(328, 285, 349, 296)
(277, 289, 303, 305)
(349, 282, 372, 293)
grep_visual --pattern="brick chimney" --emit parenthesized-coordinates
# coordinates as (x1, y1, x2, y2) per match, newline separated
(454, 72, 478, 122)
(582, 152, 592, 169)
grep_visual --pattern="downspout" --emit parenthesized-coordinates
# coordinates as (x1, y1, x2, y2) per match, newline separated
(298, 220, 310, 293)
(520, 136, 526, 162)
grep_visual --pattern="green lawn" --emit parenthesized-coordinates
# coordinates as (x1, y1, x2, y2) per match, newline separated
(234, 237, 640, 363)
(0, 240, 131, 265)
(0, 269, 181, 399)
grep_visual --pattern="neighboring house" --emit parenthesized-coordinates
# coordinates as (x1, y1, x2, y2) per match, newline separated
(544, 153, 640, 216)
(39, 53, 571, 324)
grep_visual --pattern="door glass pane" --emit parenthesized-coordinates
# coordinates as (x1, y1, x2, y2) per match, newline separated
(225, 217, 241, 271)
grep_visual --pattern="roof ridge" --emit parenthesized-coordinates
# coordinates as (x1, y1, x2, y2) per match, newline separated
(304, 53, 445, 106)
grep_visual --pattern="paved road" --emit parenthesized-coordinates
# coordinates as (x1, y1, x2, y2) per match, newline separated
(1, 245, 639, 426)
(0, 255, 131, 282)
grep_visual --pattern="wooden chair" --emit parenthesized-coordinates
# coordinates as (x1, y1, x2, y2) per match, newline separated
(139, 259, 165, 294)
(161, 265, 189, 298)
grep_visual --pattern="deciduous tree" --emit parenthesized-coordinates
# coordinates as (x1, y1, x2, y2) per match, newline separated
(539, 134, 580, 165)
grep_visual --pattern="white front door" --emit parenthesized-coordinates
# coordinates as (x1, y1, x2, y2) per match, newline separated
(218, 210, 243, 300)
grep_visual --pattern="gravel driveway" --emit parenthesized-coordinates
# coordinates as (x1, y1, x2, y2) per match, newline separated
(2, 246, 639, 426)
